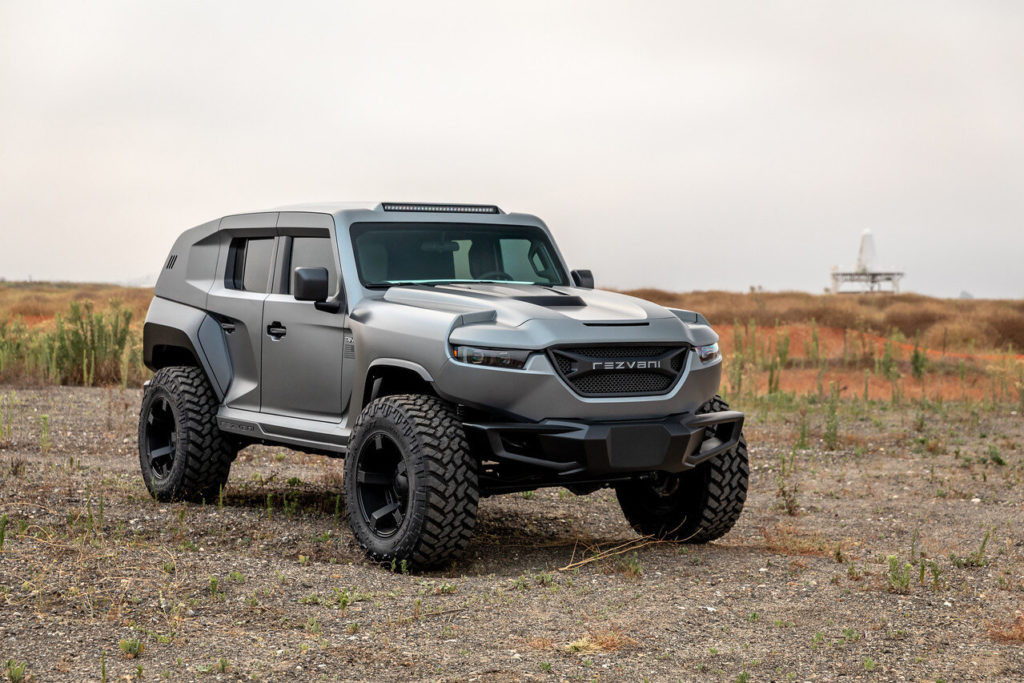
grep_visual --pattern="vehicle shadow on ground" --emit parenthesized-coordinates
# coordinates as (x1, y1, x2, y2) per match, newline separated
(221, 482, 346, 519)
(216, 482, 675, 576)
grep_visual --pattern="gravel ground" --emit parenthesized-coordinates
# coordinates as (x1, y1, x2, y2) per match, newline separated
(1, 386, 1022, 681)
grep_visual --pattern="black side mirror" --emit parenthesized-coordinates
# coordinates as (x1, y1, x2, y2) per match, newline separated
(571, 269, 594, 289)
(293, 267, 329, 302)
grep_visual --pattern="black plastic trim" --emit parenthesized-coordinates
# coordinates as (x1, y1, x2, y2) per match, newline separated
(464, 409, 745, 481)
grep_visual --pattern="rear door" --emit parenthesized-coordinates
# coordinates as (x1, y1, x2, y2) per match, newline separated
(260, 229, 349, 421)
(205, 223, 277, 412)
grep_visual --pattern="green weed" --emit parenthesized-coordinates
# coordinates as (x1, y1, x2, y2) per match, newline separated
(119, 638, 144, 658)
(4, 659, 27, 683)
(887, 555, 912, 594)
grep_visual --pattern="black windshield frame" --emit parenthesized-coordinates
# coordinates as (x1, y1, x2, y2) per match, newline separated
(350, 222, 569, 288)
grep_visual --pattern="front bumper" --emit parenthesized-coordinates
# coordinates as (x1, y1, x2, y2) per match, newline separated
(463, 409, 744, 478)
(435, 351, 723, 422)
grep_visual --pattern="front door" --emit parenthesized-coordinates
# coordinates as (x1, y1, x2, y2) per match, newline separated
(260, 234, 347, 421)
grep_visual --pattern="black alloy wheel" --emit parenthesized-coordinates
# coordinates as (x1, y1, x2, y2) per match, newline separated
(343, 394, 479, 569)
(137, 366, 236, 502)
(143, 393, 179, 483)
(353, 431, 411, 539)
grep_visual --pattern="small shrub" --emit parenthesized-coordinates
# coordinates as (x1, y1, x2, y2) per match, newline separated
(911, 338, 927, 382)
(824, 383, 840, 450)
(4, 659, 27, 683)
(613, 552, 642, 578)
(119, 638, 145, 659)
(38, 414, 51, 454)
(950, 528, 993, 568)
(794, 410, 809, 450)
(887, 556, 912, 594)
(775, 449, 799, 515)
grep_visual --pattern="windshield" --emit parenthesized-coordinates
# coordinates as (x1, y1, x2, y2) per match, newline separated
(350, 222, 569, 287)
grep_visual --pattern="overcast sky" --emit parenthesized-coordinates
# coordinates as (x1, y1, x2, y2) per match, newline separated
(1, 1, 1021, 297)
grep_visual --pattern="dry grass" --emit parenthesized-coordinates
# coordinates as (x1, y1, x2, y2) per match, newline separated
(989, 613, 1024, 643)
(564, 627, 638, 653)
(758, 523, 830, 557)
(623, 289, 1024, 353)
(3, 282, 1020, 353)
(3, 281, 1021, 353)
(0, 281, 151, 327)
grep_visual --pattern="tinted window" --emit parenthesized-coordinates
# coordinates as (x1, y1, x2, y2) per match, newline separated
(240, 238, 274, 293)
(350, 223, 567, 286)
(500, 238, 540, 282)
(289, 237, 338, 295)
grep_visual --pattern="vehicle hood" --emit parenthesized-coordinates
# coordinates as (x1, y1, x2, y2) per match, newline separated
(381, 283, 675, 326)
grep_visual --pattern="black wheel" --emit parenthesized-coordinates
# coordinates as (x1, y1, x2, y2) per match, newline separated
(138, 366, 236, 502)
(344, 394, 478, 569)
(615, 395, 748, 543)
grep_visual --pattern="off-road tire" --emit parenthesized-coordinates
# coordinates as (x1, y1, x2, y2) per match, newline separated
(344, 394, 479, 570)
(138, 366, 236, 502)
(615, 395, 748, 543)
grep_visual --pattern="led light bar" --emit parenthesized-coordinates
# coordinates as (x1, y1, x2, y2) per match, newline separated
(381, 203, 501, 214)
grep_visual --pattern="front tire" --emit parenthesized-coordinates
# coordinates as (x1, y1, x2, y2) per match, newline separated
(615, 395, 748, 543)
(344, 394, 479, 570)
(138, 366, 236, 502)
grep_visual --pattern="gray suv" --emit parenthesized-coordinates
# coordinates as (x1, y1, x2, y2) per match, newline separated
(140, 202, 748, 568)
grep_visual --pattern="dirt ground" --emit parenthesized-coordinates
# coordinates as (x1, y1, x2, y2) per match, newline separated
(1, 386, 1022, 681)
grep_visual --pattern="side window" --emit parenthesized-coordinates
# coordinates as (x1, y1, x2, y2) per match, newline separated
(288, 237, 338, 295)
(226, 238, 274, 293)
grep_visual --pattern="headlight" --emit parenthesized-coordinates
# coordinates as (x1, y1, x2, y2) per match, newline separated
(697, 343, 720, 363)
(451, 345, 530, 369)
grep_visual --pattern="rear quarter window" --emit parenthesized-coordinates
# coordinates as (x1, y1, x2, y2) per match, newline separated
(226, 238, 274, 292)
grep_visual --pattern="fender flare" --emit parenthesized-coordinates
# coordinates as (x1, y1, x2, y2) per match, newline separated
(143, 298, 232, 401)
(365, 358, 435, 383)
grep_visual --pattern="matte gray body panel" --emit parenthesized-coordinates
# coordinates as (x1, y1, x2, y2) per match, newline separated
(261, 295, 349, 421)
(435, 353, 722, 422)
(143, 297, 232, 400)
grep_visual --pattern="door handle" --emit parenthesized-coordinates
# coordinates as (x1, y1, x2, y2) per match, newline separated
(266, 322, 287, 339)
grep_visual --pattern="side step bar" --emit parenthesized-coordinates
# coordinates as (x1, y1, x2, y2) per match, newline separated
(217, 407, 350, 456)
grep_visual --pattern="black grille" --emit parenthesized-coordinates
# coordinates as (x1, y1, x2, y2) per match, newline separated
(548, 344, 688, 397)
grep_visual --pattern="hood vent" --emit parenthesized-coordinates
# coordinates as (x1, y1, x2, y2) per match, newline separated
(513, 295, 585, 307)
(583, 321, 649, 327)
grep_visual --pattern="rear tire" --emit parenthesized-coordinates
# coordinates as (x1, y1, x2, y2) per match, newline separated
(344, 394, 479, 570)
(615, 395, 748, 542)
(138, 366, 236, 502)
